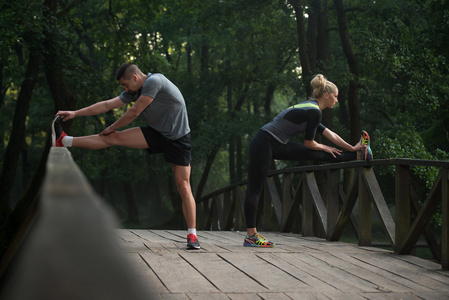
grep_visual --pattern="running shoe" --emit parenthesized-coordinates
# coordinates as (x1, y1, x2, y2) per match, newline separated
(360, 130, 373, 160)
(243, 233, 275, 248)
(187, 233, 201, 250)
(51, 115, 67, 147)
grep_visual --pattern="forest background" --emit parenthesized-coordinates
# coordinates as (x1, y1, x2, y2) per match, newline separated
(1, 0, 448, 254)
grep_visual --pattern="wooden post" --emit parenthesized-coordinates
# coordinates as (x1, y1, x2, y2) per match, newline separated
(282, 173, 293, 230)
(302, 172, 314, 237)
(442, 167, 448, 270)
(327, 169, 340, 240)
(395, 164, 410, 253)
(358, 168, 372, 246)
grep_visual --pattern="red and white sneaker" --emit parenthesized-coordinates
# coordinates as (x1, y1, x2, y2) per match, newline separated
(187, 233, 200, 250)
(51, 115, 67, 147)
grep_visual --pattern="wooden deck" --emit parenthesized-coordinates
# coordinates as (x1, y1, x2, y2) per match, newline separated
(118, 230, 449, 300)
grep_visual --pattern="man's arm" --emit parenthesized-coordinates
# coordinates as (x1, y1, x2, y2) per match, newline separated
(100, 95, 154, 135)
(56, 97, 126, 121)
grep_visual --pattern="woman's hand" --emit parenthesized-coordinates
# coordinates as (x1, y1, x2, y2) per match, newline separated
(352, 139, 366, 152)
(323, 145, 342, 158)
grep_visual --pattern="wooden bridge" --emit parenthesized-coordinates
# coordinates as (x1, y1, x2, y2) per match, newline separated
(0, 148, 448, 299)
(117, 229, 449, 299)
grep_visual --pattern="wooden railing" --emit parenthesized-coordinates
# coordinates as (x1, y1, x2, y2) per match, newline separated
(198, 159, 449, 270)
(1, 148, 152, 299)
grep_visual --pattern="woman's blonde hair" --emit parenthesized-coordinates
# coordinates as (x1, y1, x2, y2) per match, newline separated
(310, 74, 337, 99)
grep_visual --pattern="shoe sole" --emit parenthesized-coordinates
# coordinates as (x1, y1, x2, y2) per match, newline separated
(51, 115, 60, 147)
(187, 244, 201, 250)
(243, 242, 274, 248)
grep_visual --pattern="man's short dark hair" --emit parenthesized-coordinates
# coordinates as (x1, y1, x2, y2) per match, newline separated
(116, 63, 138, 81)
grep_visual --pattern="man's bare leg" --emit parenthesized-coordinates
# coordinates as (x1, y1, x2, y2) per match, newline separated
(71, 127, 148, 149)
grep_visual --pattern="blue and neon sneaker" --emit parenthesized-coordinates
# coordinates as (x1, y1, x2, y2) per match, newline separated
(243, 233, 275, 248)
(360, 130, 373, 160)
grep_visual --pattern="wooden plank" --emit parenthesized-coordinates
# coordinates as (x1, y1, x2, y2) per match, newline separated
(281, 172, 293, 228)
(303, 173, 314, 236)
(282, 176, 303, 232)
(358, 292, 421, 300)
(227, 294, 264, 300)
(224, 189, 234, 231)
(332, 252, 432, 292)
(293, 252, 380, 292)
(306, 172, 327, 234)
(399, 172, 443, 254)
(218, 252, 311, 293)
(125, 252, 168, 294)
(348, 253, 441, 294)
(358, 168, 372, 246)
(363, 167, 395, 245)
(179, 253, 265, 293)
(410, 186, 442, 260)
(285, 292, 337, 300)
(256, 253, 339, 293)
(139, 252, 218, 293)
(329, 176, 358, 241)
(327, 169, 340, 240)
(309, 252, 410, 293)
(364, 253, 449, 293)
(442, 167, 448, 270)
(234, 186, 246, 231)
(395, 164, 410, 252)
(265, 177, 283, 226)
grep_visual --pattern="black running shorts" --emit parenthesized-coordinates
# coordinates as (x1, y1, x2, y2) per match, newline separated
(140, 126, 192, 166)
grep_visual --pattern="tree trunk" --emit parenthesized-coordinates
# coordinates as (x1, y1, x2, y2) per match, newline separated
(195, 147, 218, 200)
(334, 0, 361, 143)
(289, 0, 313, 97)
(0, 52, 42, 217)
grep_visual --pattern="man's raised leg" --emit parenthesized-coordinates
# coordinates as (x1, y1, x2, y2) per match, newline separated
(72, 128, 149, 149)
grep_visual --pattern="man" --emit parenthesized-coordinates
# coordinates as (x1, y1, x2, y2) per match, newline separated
(52, 63, 200, 249)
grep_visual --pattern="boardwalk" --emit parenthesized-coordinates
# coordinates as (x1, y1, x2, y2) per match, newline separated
(118, 230, 449, 300)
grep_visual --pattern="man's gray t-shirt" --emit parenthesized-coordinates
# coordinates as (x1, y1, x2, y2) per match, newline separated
(119, 73, 190, 140)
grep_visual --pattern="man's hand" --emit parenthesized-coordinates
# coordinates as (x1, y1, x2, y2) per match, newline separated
(99, 126, 115, 136)
(56, 111, 76, 121)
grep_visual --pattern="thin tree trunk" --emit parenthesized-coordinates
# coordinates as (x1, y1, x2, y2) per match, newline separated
(0, 52, 42, 217)
(334, 0, 361, 144)
(195, 147, 218, 200)
(289, 0, 313, 97)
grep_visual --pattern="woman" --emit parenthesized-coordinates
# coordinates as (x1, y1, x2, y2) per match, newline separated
(243, 74, 372, 247)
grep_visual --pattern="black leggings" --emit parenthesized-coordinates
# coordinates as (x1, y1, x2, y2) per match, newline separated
(244, 130, 357, 228)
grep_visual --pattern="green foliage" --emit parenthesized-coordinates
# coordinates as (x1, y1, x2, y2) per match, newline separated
(2, 0, 449, 229)
(374, 125, 448, 191)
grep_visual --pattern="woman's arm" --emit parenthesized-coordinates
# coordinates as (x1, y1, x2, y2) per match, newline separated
(322, 128, 364, 152)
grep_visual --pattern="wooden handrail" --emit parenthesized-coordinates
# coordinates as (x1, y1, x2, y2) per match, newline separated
(198, 158, 449, 270)
(0, 148, 153, 299)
